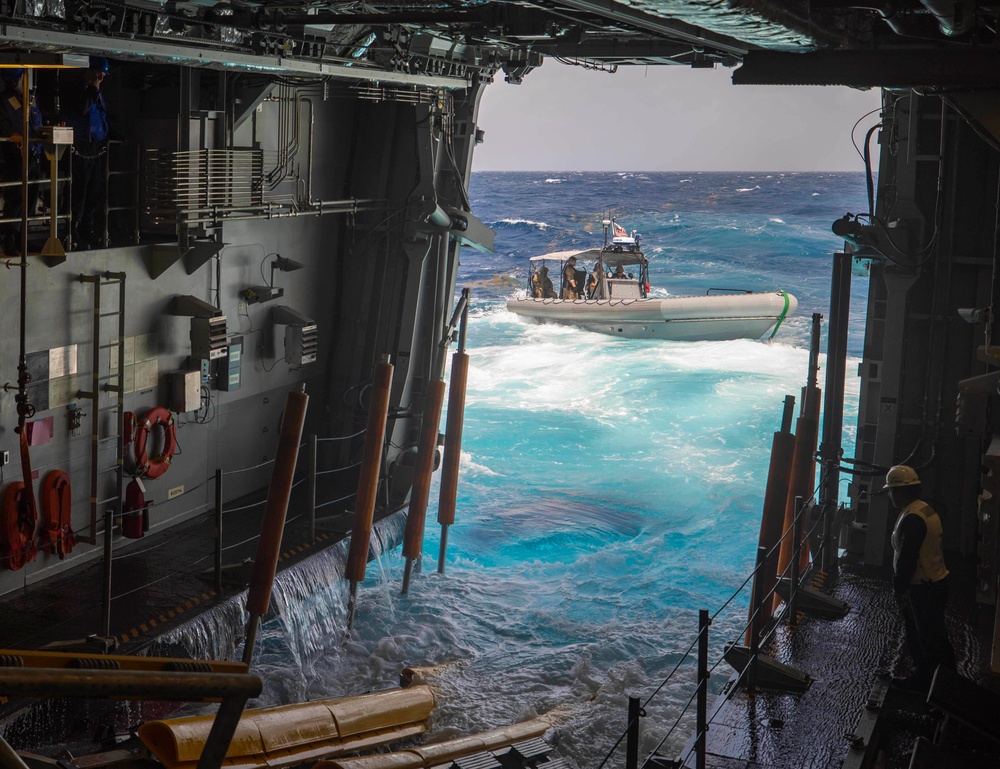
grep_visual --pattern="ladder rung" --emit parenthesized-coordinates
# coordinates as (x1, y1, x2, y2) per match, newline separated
(77, 391, 95, 399)
(99, 311, 121, 318)
(96, 496, 121, 506)
(99, 342, 122, 350)
(97, 437, 121, 444)
(103, 385, 122, 393)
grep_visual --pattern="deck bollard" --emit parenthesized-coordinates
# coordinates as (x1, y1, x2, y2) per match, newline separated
(696, 608, 709, 769)
(747, 546, 766, 691)
(789, 495, 803, 621)
(214, 468, 223, 594)
(102, 508, 113, 637)
(625, 696, 640, 769)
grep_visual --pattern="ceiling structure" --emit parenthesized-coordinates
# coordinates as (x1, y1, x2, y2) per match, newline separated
(0, 0, 996, 88)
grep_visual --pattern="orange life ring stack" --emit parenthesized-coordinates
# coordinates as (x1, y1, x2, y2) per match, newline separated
(134, 407, 177, 480)
(2, 482, 37, 571)
(41, 470, 75, 559)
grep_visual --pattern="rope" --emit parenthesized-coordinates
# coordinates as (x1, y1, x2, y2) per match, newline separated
(767, 290, 792, 341)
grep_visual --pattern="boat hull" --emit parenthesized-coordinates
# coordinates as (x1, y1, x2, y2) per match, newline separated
(506, 291, 797, 341)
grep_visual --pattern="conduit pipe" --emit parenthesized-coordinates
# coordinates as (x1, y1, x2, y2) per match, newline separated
(401, 379, 447, 594)
(436, 293, 470, 574)
(346, 356, 394, 629)
(243, 384, 308, 666)
(746, 394, 795, 643)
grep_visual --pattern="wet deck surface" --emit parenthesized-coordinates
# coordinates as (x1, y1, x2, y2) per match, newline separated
(670, 558, 999, 769)
(0, 482, 358, 655)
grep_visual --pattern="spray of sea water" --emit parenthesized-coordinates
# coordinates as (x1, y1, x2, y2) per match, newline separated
(180, 173, 871, 767)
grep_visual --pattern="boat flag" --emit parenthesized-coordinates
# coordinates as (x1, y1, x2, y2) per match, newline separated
(612, 221, 627, 238)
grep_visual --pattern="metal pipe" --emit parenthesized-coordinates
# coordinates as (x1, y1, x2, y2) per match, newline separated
(437, 345, 469, 574)
(244, 385, 309, 665)
(346, 357, 394, 619)
(625, 696, 640, 769)
(696, 609, 709, 769)
(819, 252, 852, 571)
(401, 379, 447, 594)
(16, 70, 29, 432)
(0, 667, 260, 701)
(214, 468, 223, 594)
(0, 736, 32, 769)
(102, 509, 113, 637)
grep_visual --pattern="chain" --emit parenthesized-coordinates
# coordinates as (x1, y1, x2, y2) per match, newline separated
(71, 145, 108, 161)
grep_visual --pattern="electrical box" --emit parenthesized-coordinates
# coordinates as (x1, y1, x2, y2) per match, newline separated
(284, 323, 318, 366)
(220, 338, 243, 392)
(191, 316, 228, 361)
(167, 370, 201, 413)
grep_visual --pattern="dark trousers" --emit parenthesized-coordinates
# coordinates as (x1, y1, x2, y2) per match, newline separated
(72, 146, 107, 243)
(902, 577, 956, 683)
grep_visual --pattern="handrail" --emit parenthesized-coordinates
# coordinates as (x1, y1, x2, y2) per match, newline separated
(598, 480, 825, 769)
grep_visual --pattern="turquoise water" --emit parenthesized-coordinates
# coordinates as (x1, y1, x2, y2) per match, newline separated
(255, 172, 870, 766)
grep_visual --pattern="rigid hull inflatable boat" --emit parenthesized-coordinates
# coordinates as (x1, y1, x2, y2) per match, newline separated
(506, 221, 797, 341)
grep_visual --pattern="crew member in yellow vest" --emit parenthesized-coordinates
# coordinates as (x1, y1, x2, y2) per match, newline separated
(885, 465, 956, 693)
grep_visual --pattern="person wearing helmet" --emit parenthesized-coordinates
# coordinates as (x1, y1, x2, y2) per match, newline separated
(0, 68, 43, 255)
(884, 465, 956, 693)
(65, 56, 110, 249)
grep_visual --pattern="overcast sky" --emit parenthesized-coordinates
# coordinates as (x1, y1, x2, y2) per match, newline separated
(473, 62, 882, 172)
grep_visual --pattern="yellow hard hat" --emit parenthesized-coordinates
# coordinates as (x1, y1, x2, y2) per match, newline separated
(883, 465, 921, 489)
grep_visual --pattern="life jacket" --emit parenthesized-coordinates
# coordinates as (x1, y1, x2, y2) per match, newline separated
(892, 499, 949, 584)
(41, 470, 75, 559)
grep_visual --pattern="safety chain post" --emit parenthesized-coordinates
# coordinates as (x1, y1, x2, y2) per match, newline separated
(748, 546, 766, 691)
(308, 434, 317, 543)
(696, 609, 710, 769)
(101, 509, 113, 637)
(214, 468, 223, 594)
(625, 696, 641, 769)
(789, 495, 803, 620)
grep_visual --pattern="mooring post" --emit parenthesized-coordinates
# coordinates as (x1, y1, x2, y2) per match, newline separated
(748, 546, 765, 691)
(696, 608, 709, 769)
(789, 495, 803, 621)
(625, 695, 640, 769)
(214, 468, 223, 594)
(307, 433, 317, 543)
(101, 508, 113, 636)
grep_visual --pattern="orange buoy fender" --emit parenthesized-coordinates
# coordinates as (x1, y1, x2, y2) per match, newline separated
(41, 470, 75, 559)
(2, 482, 37, 571)
(135, 407, 177, 480)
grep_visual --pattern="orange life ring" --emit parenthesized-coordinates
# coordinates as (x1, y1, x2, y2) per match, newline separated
(134, 407, 177, 480)
(2, 482, 37, 571)
(41, 470, 75, 559)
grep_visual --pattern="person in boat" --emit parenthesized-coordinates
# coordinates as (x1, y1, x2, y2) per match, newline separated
(562, 255, 580, 299)
(531, 265, 555, 298)
(613, 264, 627, 280)
(884, 465, 956, 694)
(586, 261, 603, 299)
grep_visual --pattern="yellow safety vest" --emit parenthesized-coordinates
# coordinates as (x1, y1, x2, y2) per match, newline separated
(891, 500, 949, 584)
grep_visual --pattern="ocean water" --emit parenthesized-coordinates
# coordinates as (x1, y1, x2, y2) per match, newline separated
(254, 172, 871, 766)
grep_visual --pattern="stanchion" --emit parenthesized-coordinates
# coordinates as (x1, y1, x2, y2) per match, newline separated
(747, 546, 765, 691)
(789, 495, 803, 620)
(102, 508, 113, 637)
(307, 434, 317, 543)
(214, 468, 223, 594)
(625, 696, 640, 769)
(401, 379, 446, 594)
(345, 356, 394, 628)
(696, 608, 709, 769)
(243, 385, 308, 666)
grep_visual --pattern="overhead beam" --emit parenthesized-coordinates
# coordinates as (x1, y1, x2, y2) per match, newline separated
(734, 49, 1000, 87)
(540, 0, 753, 57)
(533, 37, 696, 62)
(0, 25, 470, 89)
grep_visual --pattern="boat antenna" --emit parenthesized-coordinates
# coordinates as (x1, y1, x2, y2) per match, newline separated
(602, 216, 611, 249)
